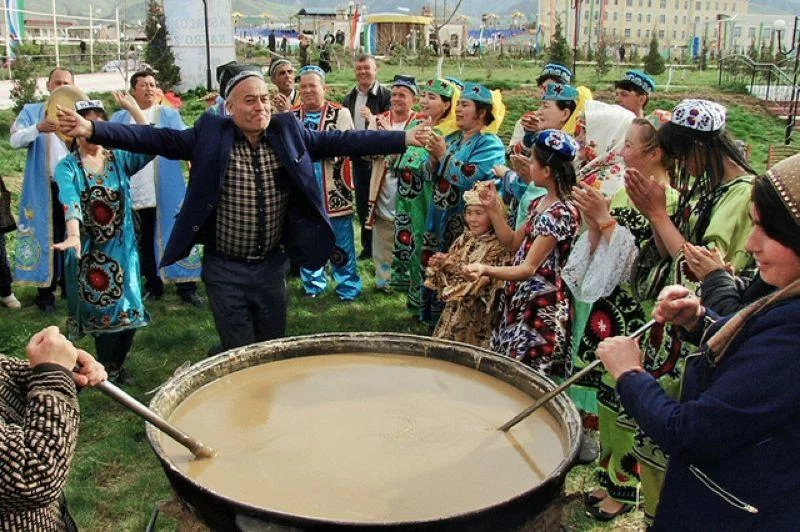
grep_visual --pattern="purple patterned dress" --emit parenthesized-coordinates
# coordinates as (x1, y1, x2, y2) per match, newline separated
(490, 198, 580, 380)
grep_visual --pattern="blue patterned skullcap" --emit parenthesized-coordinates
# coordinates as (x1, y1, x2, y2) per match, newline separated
(392, 74, 418, 94)
(298, 65, 326, 81)
(537, 63, 573, 85)
(444, 76, 465, 90)
(460, 82, 493, 105)
(616, 70, 656, 94)
(541, 83, 579, 102)
(533, 129, 578, 161)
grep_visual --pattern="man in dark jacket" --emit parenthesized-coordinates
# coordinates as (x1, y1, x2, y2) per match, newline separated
(341, 54, 392, 259)
(58, 63, 424, 350)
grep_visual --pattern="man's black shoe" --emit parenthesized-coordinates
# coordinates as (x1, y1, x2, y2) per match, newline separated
(180, 292, 204, 307)
(142, 290, 163, 302)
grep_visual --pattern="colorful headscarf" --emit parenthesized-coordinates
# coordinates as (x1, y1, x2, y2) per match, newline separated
(564, 86, 593, 136)
(577, 100, 636, 197)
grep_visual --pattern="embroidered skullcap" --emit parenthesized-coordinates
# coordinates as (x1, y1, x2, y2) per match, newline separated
(463, 188, 482, 206)
(615, 70, 656, 95)
(421, 78, 455, 99)
(217, 61, 264, 99)
(766, 153, 800, 227)
(392, 74, 418, 95)
(298, 65, 326, 81)
(537, 63, 573, 86)
(75, 99, 105, 113)
(542, 83, 579, 102)
(444, 76, 465, 90)
(268, 58, 293, 79)
(670, 99, 726, 133)
(534, 129, 578, 161)
(460, 82, 493, 105)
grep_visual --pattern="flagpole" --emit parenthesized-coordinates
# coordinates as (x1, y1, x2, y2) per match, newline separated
(52, 0, 59, 67)
(89, 3, 94, 72)
(3, 0, 11, 77)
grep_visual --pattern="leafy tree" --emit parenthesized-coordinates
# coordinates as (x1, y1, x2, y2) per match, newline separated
(10, 49, 39, 114)
(547, 18, 573, 68)
(143, 0, 180, 90)
(595, 36, 611, 77)
(643, 33, 666, 75)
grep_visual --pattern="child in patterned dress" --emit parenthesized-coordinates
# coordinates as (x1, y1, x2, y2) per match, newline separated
(466, 129, 580, 380)
(424, 182, 510, 348)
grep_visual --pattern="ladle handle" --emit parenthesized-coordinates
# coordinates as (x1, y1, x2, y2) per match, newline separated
(498, 319, 657, 432)
(94, 380, 215, 458)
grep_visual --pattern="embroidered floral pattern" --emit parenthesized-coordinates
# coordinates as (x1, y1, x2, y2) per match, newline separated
(79, 250, 123, 307)
(81, 185, 122, 243)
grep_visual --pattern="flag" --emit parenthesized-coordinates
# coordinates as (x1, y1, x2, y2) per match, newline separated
(349, 2, 360, 50)
(6, 0, 25, 45)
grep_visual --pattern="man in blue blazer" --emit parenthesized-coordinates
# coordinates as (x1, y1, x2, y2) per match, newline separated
(57, 63, 427, 351)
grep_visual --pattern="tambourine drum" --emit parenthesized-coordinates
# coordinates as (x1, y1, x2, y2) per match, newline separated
(45, 85, 89, 143)
(147, 333, 581, 531)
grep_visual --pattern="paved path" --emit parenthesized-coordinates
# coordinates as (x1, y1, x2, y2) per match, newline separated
(0, 71, 131, 110)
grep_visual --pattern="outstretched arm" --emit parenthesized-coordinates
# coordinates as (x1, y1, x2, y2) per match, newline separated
(57, 104, 197, 161)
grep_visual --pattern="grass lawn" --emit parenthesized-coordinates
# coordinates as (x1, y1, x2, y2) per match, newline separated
(0, 65, 792, 530)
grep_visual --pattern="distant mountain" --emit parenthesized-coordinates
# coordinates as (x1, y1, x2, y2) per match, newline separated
(750, 1, 797, 15)
(32, 0, 538, 26)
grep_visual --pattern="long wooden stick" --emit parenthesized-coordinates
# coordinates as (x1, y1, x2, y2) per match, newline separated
(498, 319, 657, 432)
(94, 380, 216, 459)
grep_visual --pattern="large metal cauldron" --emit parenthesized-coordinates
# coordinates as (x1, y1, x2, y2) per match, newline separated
(146, 333, 582, 531)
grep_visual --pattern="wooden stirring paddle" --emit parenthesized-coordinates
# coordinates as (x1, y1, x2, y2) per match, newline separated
(94, 380, 216, 459)
(498, 319, 657, 432)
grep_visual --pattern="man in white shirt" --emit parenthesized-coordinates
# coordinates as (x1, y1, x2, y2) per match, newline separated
(341, 55, 392, 260)
(10, 67, 74, 313)
(110, 70, 202, 306)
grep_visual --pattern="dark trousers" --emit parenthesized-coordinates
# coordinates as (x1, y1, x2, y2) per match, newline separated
(352, 158, 372, 257)
(36, 182, 66, 305)
(0, 233, 11, 297)
(94, 329, 136, 371)
(202, 251, 289, 350)
(136, 207, 196, 297)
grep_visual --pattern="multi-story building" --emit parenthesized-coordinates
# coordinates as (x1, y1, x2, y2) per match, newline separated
(538, 0, 751, 58)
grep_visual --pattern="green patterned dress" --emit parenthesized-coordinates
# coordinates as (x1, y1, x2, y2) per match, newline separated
(634, 175, 755, 520)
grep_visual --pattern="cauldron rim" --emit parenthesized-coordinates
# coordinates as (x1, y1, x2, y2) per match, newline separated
(146, 332, 582, 528)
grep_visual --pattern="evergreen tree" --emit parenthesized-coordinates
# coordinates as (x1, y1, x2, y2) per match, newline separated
(547, 18, 573, 68)
(144, 0, 180, 90)
(747, 41, 758, 61)
(643, 33, 666, 75)
(595, 36, 611, 77)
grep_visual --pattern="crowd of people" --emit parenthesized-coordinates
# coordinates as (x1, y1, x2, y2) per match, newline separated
(1, 54, 800, 529)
